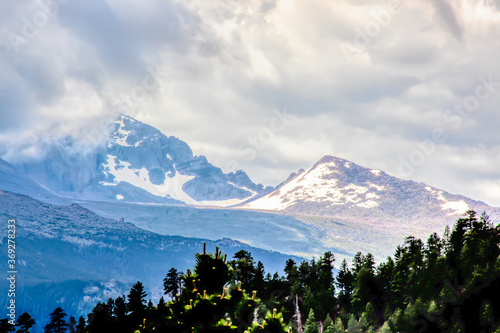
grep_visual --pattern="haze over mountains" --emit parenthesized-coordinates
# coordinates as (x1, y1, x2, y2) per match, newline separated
(6, 114, 498, 229)
(2, 114, 499, 262)
(0, 189, 296, 330)
(14, 115, 272, 206)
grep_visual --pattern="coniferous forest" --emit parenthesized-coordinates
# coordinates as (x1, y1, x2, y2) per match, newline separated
(2, 210, 499, 333)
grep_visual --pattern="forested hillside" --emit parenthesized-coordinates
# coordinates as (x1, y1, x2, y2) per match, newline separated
(2, 210, 499, 332)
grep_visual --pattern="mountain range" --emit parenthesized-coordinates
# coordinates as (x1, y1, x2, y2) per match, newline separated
(3, 114, 500, 260)
(1, 114, 499, 331)
(14, 115, 272, 206)
(0, 189, 298, 331)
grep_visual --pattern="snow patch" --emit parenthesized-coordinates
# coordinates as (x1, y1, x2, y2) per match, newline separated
(441, 200, 469, 216)
(241, 162, 381, 210)
(102, 154, 196, 204)
(113, 117, 133, 146)
(357, 200, 379, 208)
(425, 187, 470, 215)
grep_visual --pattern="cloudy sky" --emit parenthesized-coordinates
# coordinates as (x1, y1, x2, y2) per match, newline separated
(1, 0, 500, 206)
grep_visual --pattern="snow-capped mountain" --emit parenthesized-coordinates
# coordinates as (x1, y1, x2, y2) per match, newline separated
(15, 115, 272, 206)
(239, 155, 500, 227)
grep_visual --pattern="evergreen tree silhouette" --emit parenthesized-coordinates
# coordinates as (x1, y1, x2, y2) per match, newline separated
(0, 319, 15, 333)
(75, 317, 85, 333)
(163, 267, 181, 298)
(44, 307, 68, 333)
(127, 281, 147, 315)
(67, 316, 76, 333)
(16, 313, 35, 333)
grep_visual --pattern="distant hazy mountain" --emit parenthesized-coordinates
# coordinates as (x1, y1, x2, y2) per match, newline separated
(239, 155, 500, 228)
(0, 158, 67, 204)
(0, 190, 297, 332)
(14, 115, 272, 206)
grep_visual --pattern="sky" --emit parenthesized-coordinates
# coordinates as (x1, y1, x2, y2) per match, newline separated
(1, 0, 500, 206)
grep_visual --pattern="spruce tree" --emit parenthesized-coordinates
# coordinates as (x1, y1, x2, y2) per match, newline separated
(16, 313, 35, 333)
(44, 307, 68, 333)
(127, 281, 147, 315)
(76, 317, 86, 333)
(113, 296, 127, 320)
(303, 309, 318, 333)
(252, 261, 266, 293)
(67, 316, 76, 333)
(163, 267, 181, 298)
(0, 319, 15, 333)
(229, 250, 255, 291)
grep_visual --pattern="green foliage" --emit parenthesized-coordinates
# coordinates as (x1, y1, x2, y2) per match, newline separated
(250, 309, 289, 333)
(303, 309, 318, 333)
(346, 314, 361, 332)
(6, 210, 500, 333)
(193, 246, 231, 294)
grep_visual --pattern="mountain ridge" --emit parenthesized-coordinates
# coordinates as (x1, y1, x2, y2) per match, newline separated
(12, 115, 272, 206)
(238, 155, 499, 228)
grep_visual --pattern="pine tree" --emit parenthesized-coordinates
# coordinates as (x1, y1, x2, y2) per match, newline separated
(336, 259, 354, 298)
(364, 302, 377, 327)
(315, 251, 336, 320)
(44, 307, 68, 333)
(252, 261, 266, 293)
(229, 249, 255, 291)
(193, 245, 231, 294)
(333, 317, 345, 333)
(163, 267, 181, 298)
(127, 281, 147, 315)
(76, 317, 86, 333)
(323, 314, 334, 333)
(16, 313, 35, 333)
(303, 309, 318, 333)
(113, 296, 127, 320)
(284, 259, 298, 282)
(0, 319, 15, 333)
(346, 314, 361, 333)
(67, 316, 76, 333)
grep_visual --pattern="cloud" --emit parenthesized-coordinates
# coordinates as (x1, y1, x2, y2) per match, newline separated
(0, 0, 500, 206)
(429, 0, 464, 41)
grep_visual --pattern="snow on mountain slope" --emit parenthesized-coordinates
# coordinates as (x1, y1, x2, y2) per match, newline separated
(239, 155, 500, 227)
(100, 154, 195, 203)
(13, 115, 272, 206)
